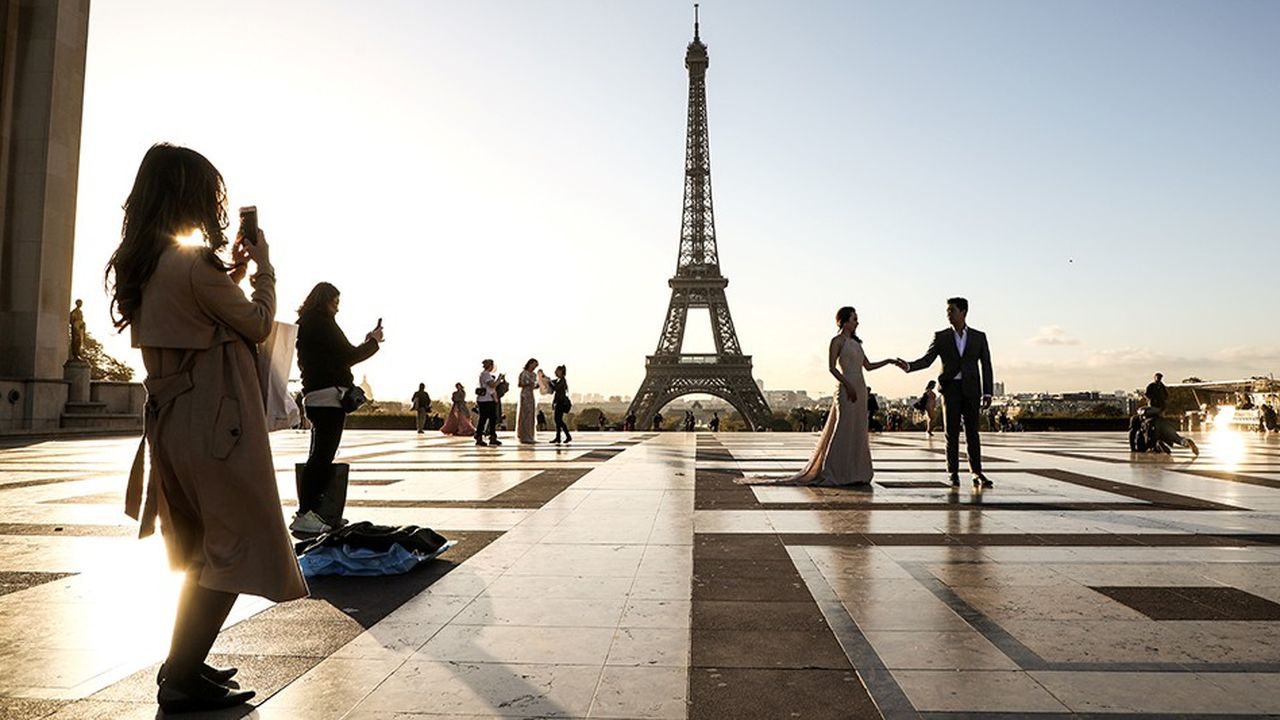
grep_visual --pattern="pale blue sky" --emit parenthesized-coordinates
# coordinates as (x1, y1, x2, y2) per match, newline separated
(74, 1, 1280, 400)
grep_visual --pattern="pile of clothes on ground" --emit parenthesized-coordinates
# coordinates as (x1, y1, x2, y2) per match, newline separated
(294, 521, 454, 577)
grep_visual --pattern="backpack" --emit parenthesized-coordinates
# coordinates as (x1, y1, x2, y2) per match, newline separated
(495, 376, 510, 398)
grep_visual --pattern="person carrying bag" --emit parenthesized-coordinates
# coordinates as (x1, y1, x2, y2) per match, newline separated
(293, 283, 383, 536)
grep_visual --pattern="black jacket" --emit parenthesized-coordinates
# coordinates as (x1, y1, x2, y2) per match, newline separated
(907, 326, 994, 399)
(549, 377, 569, 410)
(297, 310, 379, 394)
(1144, 381, 1169, 411)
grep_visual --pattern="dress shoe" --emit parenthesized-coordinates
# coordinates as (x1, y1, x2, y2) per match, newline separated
(475, 439, 488, 446)
(949, 473, 960, 487)
(1185, 438, 1200, 457)
(973, 474, 993, 488)
(489, 438, 503, 446)
(156, 661, 238, 686)
(157, 674, 254, 714)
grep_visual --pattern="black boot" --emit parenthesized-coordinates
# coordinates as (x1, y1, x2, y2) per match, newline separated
(157, 674, 254, 713)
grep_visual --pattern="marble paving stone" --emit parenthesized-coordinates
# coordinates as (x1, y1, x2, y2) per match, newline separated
(862, 630, 1019, 670)
(591, 665, 688, 719)
(687, 668, 877, 720)
(415, 625, 617, 665)
(1031, 670, 1278, 714)
(890, 669, 1068, 713)
(352, 660, 602, 716)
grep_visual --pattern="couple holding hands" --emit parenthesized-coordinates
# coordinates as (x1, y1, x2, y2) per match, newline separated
(750, 297, 994, 489)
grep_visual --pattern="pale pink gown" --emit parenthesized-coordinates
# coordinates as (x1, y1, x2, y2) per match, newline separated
(791, 337, 874, 486)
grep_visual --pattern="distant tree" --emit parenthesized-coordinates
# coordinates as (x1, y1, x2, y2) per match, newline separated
(766, 412, 792, 432)
(1086, 403, 1125, 417)
(1182, 377, 1204, 384)
(788, 407, 814, 431)
(81, 329, 134, 381)
(577, 407, 606, 428)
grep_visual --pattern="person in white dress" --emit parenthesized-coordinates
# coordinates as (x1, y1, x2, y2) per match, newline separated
(517, 358, 539, 444)
(749, 306, 897, 487)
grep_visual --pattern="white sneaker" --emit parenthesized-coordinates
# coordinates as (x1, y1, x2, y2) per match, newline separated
(289, 510, 332, 536)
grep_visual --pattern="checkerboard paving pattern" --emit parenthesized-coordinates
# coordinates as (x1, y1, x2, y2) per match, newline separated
(1, 429, 1279, 718)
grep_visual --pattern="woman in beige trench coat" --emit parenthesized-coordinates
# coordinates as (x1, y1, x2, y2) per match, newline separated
(107, 144, 307, 713)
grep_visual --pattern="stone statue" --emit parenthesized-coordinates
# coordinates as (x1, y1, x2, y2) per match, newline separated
(68, 298, 86, 361)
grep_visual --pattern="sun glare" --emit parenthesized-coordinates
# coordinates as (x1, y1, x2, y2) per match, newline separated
(1209, 405, 1246, 468)
(175, 229, 204, 247)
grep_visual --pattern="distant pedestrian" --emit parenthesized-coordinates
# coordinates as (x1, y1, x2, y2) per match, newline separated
(441, 382, 476, 436)
(517, 358, 539, 444)
(1145, 373, 1169, 412)
(624, 412, 637, 431)
(709, 412, 720, 432)
(597, 413, 607, 431)
(411, 383, 432, 434)
(867, 388, 883, 432)
(652, 411, 665, 431)
(537, 408, 548, 432)
(915, 380, 938, 436)
(474, 359, 501, 446)
(547, 365, 572, 444)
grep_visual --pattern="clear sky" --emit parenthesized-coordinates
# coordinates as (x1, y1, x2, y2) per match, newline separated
(73, 0, 1280, 402)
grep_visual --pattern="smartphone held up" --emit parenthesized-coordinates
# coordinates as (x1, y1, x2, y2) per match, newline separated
(238, 206, 258, 245)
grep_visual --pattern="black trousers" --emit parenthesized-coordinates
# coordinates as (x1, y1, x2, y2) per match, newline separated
(475, 402, 499, 439)
(941, 383, 983, 475)
(554, 405, 571, 441)
(300, 406, 346, 514)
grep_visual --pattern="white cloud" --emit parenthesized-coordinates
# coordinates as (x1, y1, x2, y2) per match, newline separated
(1028, 325, 1081, 346)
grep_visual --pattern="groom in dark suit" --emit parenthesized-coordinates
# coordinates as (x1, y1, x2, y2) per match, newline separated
(896, 297, 995, 488)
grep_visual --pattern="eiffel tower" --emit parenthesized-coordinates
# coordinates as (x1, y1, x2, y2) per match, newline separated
(626, 10, 771, 431)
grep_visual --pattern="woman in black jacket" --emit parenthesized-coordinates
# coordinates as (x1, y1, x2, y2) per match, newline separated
(293, 282, 382, 535)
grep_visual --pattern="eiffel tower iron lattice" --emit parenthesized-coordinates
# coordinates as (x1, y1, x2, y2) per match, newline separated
(626, 14, 772, 432)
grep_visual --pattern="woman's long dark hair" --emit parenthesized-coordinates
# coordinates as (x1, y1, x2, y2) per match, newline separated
(836, 306, 862, 343)
(297, 282, 340, 320)
(105, 144, 230, 331)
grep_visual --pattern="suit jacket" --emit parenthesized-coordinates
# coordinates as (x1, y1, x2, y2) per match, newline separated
(907, 326, 994, 399)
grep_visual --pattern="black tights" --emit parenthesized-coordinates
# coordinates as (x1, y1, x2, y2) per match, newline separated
(299, 406, 346, 514)
(166, 572, 236, 682)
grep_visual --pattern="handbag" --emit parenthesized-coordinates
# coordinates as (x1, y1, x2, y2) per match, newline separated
(257, 321, 300, 431)
(341, 386, 367, 413)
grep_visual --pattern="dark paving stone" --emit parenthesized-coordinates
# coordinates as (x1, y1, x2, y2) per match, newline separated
(0, 697, 66, 720)
(689, 667, 877, 719)
(1174, 586, 1280, 620)
(90, 652, 317, 705)
(691, 628, 852, 669)
(692, 601, 830, 631)
(777, 533, 873, 547)
(694, 558, 806, 579)
(578, 448, 623, 461)
(0, 570, 76, 597)
(694, 534, 791, 561)
(693, 574, 813, 603)
(875, 480, 954, 488)
(1091, 585, 1280, 621)
(487, 467, 592, 507)
(1031, 468, 1243, 510)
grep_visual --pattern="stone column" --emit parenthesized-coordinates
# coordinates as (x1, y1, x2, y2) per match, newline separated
(0, 0, 91, 380)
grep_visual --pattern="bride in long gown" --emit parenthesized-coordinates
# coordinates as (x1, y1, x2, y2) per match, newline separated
(750, 306, 897, 487)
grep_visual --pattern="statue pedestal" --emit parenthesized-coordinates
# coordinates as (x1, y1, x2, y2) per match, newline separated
(63, 359, 91, 403)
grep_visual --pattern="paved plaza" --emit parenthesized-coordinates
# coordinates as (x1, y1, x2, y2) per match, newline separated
(1, 429, 1280, 718)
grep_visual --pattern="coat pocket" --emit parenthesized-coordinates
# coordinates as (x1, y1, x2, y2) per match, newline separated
(211, 396, 243, 460)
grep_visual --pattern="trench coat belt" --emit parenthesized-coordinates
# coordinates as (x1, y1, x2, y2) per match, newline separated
(124, 368, 195, 538)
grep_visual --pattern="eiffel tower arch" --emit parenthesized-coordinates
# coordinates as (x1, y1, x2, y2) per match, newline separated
(627, 12, 771, 431)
